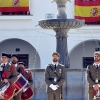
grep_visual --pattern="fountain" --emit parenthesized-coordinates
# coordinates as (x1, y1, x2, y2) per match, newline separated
(38, 0, 85, 68)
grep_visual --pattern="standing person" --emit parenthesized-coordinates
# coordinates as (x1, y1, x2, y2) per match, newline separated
(45, 52, 66, 100)
(0, 53, 17, 100)
(87, 52, 100, 100)
(11, 54, 24, 75)
(18, 62, 33, 100)
(18, 62, 33, 87)
(11, 54, 24, 100)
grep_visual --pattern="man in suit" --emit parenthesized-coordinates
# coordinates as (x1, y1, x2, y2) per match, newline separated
(45, 52, 66, 100)
(87, 51, 100, 100)
(11, 54, 24, 100)
(0, 52, 17, 100)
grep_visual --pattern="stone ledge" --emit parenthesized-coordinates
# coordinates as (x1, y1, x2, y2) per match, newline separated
(25, 68, 86, 72)
(0, 15, 33, 20)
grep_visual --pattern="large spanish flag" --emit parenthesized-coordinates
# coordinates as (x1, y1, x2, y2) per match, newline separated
(74, 0, 100, 23)
(0, 0, 29, 12)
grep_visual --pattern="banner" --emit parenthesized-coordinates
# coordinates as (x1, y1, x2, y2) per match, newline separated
(0, 0, 29, 12)
(74, 0, 100, 22)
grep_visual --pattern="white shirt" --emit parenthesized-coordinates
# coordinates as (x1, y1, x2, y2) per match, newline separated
(1, 62, 8, 66)
(52, 62, 59, 66)
(93, 63, 100, 66)
(15, 64, 18, 67)
(93, 63, 100, 68)
(0, 62, 8, 71)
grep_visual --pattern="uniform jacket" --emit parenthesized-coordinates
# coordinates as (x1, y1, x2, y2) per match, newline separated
(0, 63, 17, 84)
(45, 63, 66, 93)
(87, 64, 100, 88)
(23, 71, 33, 86)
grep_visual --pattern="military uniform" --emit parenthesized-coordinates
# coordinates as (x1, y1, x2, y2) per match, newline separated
(0, 63, 17, 100)
(13, 64, 25, 100)
(22, 71, 33, 100)
(87, 64, 100, 100)
(23, 71, 33, 86)
(16, 65, 25, 75)
(45, 63, 66, 100)
(18, 61, 33, 100)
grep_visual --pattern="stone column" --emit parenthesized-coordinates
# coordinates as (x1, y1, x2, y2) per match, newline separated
(54, 0, 70, 68)
(54, 28, 70, 68)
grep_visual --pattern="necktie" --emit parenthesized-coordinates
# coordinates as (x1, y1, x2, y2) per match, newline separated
(55, 64, 56, 70)
(2, 64, 5, 70)
(96, 65, 98, 69)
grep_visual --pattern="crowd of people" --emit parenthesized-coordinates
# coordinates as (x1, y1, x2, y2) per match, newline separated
(0, 51, 100, 100)
(0, 53, 33, 100)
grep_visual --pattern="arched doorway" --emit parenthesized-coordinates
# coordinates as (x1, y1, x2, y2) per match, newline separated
(69, 39, 100, 69)
(0, 38, 40, 68)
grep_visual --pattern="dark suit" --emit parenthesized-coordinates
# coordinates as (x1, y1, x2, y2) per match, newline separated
(87, 64, 100, 100)
(0, 63, 17, 100)
(45, 63, 66, 100)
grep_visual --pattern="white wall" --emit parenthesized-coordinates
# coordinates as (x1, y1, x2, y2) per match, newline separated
(0, 0, 100, 69)
(0, 32, 56, 69)
(69, 40, 100, 69)
(68, 26, 100, 53)
(0, 38, 40, 68)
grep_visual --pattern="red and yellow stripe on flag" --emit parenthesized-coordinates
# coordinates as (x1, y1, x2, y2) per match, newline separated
(74, 0, 100, 22)
(0, 0, 29, 12)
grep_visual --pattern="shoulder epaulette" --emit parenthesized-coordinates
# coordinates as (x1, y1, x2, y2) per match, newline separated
(46, 64, 52, 68)
(87, 65, 90, 69)
(59, 63, 64, 66)
(87, 64, 93, 70)
(8, 63, 11, 66)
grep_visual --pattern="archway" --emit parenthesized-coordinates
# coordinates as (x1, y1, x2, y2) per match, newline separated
(0, 38, 40, 68)
(69, 39, 100, 69)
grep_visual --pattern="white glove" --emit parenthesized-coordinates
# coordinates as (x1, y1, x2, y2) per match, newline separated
(49, 84, 54, 88)
(49, 84, 58, 91)
(52, 85, 58, 90)
(55, 85, 59, 88)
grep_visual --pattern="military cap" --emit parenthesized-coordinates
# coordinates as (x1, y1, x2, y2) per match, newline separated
(11, 54, 19, 59)
(94, 51, 100, 56)
(18, 62, 25, 66)
(52, 52, 60, 57)
(1, 52, 9, 58)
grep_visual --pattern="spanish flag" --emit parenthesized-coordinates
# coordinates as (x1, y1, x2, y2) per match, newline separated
(74, 0, 100, 23)
(0, 0, 29, 12)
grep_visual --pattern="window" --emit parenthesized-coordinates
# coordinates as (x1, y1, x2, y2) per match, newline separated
(0, 11, 30, 15)
(18, 54, 29, 68)
(9, 54, 29, 68)
(83, 57, 94, 68)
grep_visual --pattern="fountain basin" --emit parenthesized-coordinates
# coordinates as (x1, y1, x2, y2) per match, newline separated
(39, 19, 85, 29)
